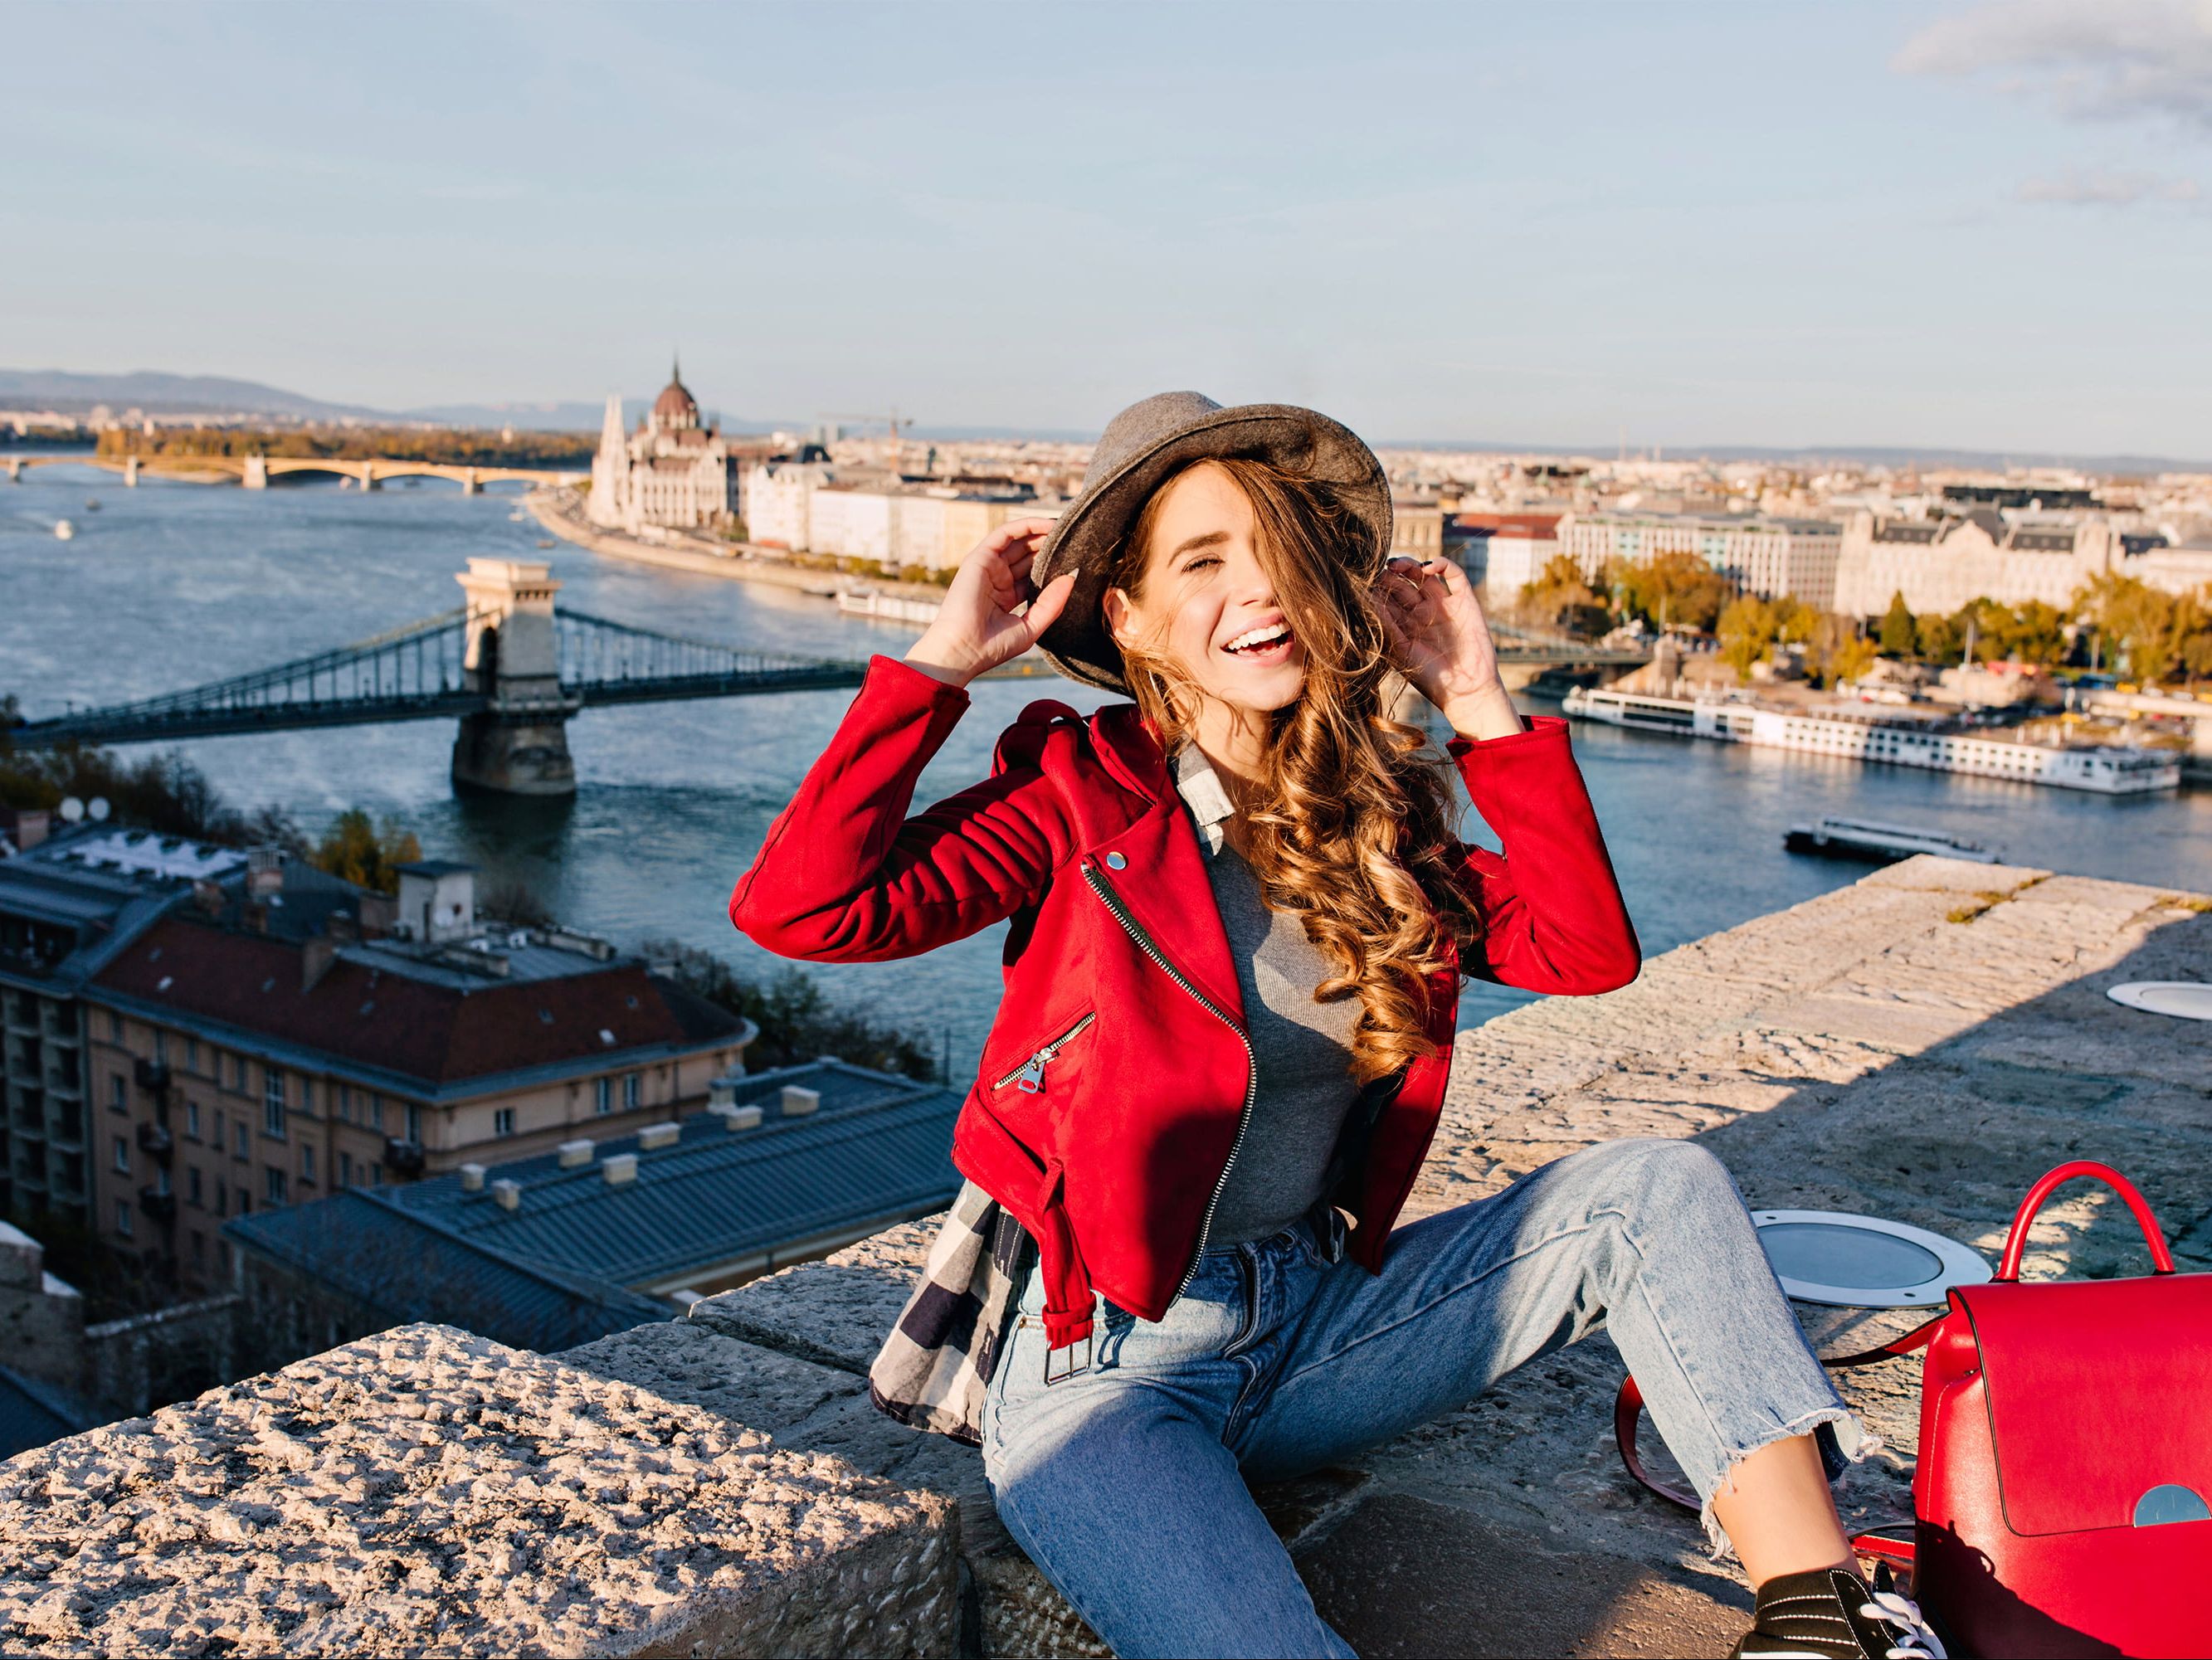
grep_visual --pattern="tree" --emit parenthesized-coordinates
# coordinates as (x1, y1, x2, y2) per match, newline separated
(1717, 596, 1784, 682)
(1878, 591, 1917, 658)
(1606, 551, 1733, 634)
(642, 939, 938, 1081)
(2073, 574, 2180, 684)
(1518, 554, 1608, 638)
(307, 809, 421, 895)
(1915, 612, 1961, 664)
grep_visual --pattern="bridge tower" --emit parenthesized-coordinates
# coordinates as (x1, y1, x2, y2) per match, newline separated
(450, 558, 578, 797)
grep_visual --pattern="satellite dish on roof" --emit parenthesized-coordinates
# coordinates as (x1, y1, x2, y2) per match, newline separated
(88, 797, 111, 822)
(59, 796, 85, 823)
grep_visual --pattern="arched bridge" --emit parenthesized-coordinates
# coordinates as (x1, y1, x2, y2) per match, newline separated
(3, 453, 586, 492)
(8, 558, 1645, 796)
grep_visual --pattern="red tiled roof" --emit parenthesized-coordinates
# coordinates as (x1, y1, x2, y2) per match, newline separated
(1452, 513, 1562, 533)
(90, 917, 743, 1088)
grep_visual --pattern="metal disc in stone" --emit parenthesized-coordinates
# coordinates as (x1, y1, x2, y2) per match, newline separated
(2107, 981, 2212, 1021)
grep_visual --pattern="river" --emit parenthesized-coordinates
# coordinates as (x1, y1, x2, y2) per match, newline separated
(5, 467, 2207, 1076)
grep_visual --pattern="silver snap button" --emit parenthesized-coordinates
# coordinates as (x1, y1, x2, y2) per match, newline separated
(1105, 852, 1128, 870)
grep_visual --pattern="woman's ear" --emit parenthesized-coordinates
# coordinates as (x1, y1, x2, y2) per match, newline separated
(1103, 585, 1133, 650)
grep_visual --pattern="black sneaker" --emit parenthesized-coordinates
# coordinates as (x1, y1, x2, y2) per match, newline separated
(1729, 1565, 1947, 1659)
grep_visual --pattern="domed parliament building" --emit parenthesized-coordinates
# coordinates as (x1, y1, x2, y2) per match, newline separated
(587, 361, 739, 533)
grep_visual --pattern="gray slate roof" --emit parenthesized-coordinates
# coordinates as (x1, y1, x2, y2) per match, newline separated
(0, 1365, 98, 1462)
(223, 1059, 962, 1349)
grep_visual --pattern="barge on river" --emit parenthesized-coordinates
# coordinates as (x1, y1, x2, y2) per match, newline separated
(1562, 687, 2180, 795)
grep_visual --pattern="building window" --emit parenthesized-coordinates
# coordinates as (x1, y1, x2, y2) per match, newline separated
(336, 1083, 351, 1123)
(238, 1190, 250, 1215)
(339, 1150, 352, 1185)
(263, 1071, 285, 1139)
(113, 1135, 129, 1175)
(216, 1180, 227, 1217)
(266, 1166, 287, 1206)
(368, 1093, 384, 1132)
(406, 1103, 421, 1142)
(235, 1119, 250, 1159)
(301, 1144, 315, 1183)
(116, 1199, 132, 1238)
(623, 1073, 641, 1111)
(109, 1010, 123, 1042)
(595, 1077, 612, 1115)
(184, 1099, 202, 1138)
(190, 1229, 204, 1264)
(369, 1163, 382, 1186)
(155, 1166, 171, 1198)
(153, 1029, 168, 1064)
(186, 1036, 199, 1073)
(110, 1073, 125, 1112)
(494, 1107, 515, 1137)
(300, 1078, 314, 1115)
(188, 1166, 202, 1206)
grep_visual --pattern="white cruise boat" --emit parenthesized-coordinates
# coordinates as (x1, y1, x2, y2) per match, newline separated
(1563, 686, 2180, 795)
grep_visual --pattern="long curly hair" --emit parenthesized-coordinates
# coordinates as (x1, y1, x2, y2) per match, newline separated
(1108, 455, 1482, 1085)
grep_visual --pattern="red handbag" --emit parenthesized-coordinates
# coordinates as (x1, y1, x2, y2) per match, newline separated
(1617, 1161, 2212, 1659)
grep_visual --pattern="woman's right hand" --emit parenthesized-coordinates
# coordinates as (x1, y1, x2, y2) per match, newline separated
(904, 517, 1076, 688)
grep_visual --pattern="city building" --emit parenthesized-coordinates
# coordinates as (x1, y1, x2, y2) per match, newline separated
(587, 361, 740, 534)
(222, 1058, 962, 1361)
(743, 460, 1058, 574)
(1390, 499, 1445, 562)
(1556, 511, 1844, 611)
(80, 857, 753, 1292)
(2, 824, 248, 1229)
(1830, 510, 2127, 619)
(1447, 513, 1563, 599)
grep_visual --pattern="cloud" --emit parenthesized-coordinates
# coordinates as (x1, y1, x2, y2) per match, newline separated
(2017, 169, 2204, 203)
(1896, 0, 2212, 129)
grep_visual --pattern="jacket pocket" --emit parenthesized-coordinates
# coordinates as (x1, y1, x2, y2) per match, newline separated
(990, 1010, 1097, 1097)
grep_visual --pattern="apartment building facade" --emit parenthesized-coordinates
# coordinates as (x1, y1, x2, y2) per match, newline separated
(1556, 511, 1844, 611)
(80, 859, 753, 1292)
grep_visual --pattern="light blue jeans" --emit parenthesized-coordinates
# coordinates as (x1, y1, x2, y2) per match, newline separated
(980, 1137, 1859, 1659)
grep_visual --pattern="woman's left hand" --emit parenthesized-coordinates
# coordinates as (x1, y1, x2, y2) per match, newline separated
(1375, 556, 1523, 738)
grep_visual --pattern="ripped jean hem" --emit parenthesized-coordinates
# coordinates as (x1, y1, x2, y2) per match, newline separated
(1698, 1404, 1878, 1559)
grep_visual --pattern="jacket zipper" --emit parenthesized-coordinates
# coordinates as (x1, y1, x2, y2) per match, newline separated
(992, 1010, 1098, 1093)
(1080, 856, 1257, 1304)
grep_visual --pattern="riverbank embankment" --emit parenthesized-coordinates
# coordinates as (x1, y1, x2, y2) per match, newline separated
(5, 856, 2205, 1657)
(525, 487, 953, 607)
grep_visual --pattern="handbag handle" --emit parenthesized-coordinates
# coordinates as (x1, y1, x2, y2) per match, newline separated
(1994, 1159, 2175, 1282)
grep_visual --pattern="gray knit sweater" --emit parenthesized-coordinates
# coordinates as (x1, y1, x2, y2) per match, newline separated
(1173, 742, 1364, 1247)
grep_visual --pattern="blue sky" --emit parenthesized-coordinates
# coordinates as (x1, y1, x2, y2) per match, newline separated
(5, 1, 2210, 455)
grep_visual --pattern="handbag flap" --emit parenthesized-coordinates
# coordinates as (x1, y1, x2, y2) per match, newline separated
(1955, 1274, 2212, 1536)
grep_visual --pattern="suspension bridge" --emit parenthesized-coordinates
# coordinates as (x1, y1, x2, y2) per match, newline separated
(7, 557, 1647, 795)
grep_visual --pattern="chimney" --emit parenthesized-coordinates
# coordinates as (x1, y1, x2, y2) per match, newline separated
(491, 1178, 522, 1211)
(779, 1085, 821, 1117)
(637, 1122, 680, 1151)
(459, 1163, 486, 1193)
(602, 1153, 638, 1186)
(709, 1103, 763, 1132)
(246, 846, 285, 899)
(557, 1138, 594, 1169)
(0, 806, 48, 853)
(301, 934, 339, 993)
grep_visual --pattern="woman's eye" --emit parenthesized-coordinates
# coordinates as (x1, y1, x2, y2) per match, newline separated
(1183, 556, 1220, 573)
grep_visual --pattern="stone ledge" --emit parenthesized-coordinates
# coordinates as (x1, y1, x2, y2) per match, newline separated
(0, 1324, 957, 1658)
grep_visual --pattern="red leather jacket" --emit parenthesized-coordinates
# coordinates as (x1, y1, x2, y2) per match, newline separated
(729, 654, 1640, 1349)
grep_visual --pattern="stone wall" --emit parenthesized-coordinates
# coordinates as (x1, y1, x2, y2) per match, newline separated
(1, 856, 2205, 1658)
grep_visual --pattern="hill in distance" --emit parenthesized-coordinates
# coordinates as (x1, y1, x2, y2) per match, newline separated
(8, 370, 2205, 472)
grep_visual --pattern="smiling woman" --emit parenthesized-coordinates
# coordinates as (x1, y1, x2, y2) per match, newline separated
(725, 389, 1946, 1660)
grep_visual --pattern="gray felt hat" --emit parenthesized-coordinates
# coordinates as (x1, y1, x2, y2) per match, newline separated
(1031, 392, 1393, 693)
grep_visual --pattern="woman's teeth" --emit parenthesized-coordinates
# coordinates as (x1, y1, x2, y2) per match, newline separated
(1225, 624, 1291, 655)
